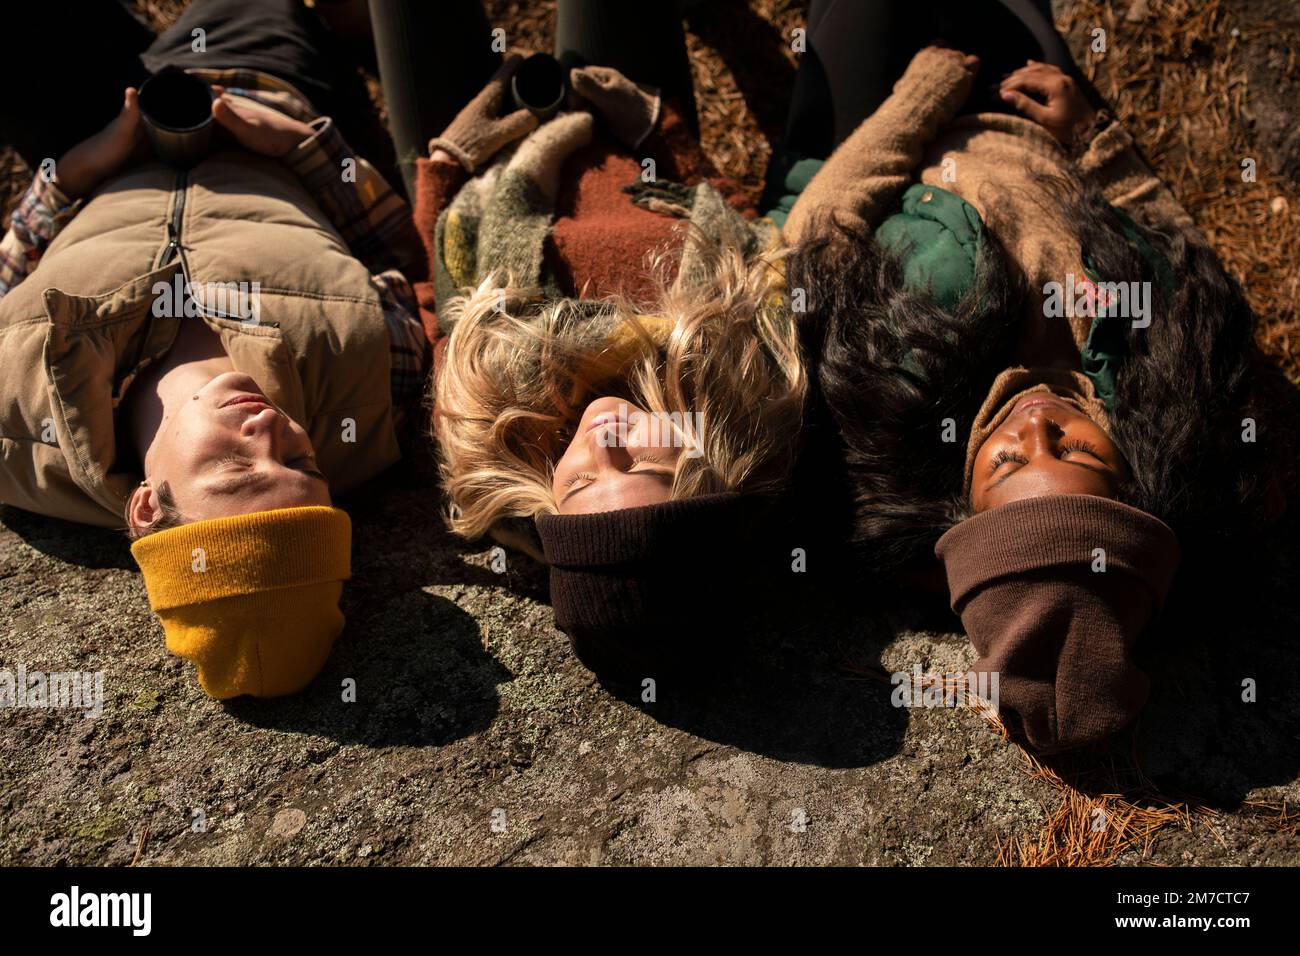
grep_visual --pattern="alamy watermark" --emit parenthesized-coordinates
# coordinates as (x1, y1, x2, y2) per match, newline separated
(593, 402, 705, 459)
(890, 664, 1000, 714)
(1043, 274, 1151, 329)
(50, 886, 150, 936)
(1, 665, 104, 718)
(152, 274, 261, 323)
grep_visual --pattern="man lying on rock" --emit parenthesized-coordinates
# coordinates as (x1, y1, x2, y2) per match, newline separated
(0, 0, 427, 699)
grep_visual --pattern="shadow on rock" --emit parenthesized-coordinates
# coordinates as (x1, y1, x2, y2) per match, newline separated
(1, 506, 135, 570)
(226, 590, 511, 748)
(600, 577, 911, 769)
(1132, 588, 1300, 808)
(336, 447, 551, 602)
(1034, 509, 1300, 807)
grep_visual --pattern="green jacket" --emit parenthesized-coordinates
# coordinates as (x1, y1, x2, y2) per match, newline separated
(764, 153, 1172, 411)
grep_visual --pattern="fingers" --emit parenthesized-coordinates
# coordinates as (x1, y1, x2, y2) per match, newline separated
(207, 85, 230, 126)
(568, 67, 594, 97)
(1000, 72, 1057, 99)
(922, 45, 980, 75)
(570, 65, 618, 94)
(1005, 64, 1064, 81)
(120, 88, 146, 149)
(104, 87, 142, 145)
(570, 65, 626, 103)
(115, 88, 143, 140)
(123, 88, 150, 157)
(998, 87, 1050, 123)
(1002, 61, 1070, 93)
(211, 93, 246, 133)
(211, 93, 260, 144)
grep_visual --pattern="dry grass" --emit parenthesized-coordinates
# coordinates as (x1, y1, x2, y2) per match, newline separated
(993, 743, 1223, 866)
(684, 0, 805, 207)
(1057, 0, 1300, 381)
(1240, 798, 1300, 835)
(951, 684, 1228, 867)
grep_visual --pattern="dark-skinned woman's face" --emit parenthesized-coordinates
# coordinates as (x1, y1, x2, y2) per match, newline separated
(971, 393, 1130, 512)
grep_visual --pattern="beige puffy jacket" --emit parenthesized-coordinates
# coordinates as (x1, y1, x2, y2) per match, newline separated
(0, 144, 400, 527)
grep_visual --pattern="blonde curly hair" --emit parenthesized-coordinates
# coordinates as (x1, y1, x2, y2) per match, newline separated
(432, 236, 808, 542)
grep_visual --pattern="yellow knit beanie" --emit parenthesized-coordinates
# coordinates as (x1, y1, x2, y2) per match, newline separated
(130, 506, 351, 699)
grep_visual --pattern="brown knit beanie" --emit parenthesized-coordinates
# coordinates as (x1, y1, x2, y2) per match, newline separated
(536, 492, 761, 679)
(936, 494, 1180, 754)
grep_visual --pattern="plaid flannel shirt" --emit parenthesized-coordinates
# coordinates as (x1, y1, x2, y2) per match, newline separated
(0, 69, 427, 409)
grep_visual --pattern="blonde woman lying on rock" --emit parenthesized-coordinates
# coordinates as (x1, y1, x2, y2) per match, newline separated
(382, 0, 897, 680)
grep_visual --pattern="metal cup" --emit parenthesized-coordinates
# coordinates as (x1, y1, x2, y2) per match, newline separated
(510, 53, 567, 122)
(138, 67, 214, 168)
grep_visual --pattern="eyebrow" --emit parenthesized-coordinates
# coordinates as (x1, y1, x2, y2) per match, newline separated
(208, 470, 270, 496)
(987, 458, 1112, 492)
(560, 467, 675, 505)
(208, 465, 327, 497)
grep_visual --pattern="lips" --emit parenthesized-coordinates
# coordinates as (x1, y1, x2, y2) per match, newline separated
(220, 393, 273, 412)
(1011, 394, 1073, 416)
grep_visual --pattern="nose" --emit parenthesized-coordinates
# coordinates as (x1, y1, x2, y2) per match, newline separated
(588, 422, 632, 468)
(239, 405, 288, 454)
(1016, 408, 1063, 456)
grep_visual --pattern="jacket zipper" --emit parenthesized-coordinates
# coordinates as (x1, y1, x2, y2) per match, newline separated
(163, 170, 187, 266)
(158, 169, 276, 327)
(118, 170, 191, 399)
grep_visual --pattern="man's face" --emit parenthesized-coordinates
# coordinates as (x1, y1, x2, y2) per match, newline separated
(551, 396, 684, 515)
(139, 371, 331, 522)
(971, 393, 1129, 512)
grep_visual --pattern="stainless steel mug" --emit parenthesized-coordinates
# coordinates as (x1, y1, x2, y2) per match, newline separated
(510, 53, 567, 121)
(138, 67, 214, 168)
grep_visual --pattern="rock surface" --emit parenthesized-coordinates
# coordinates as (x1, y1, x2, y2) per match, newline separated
(3, 441, 1298, 866)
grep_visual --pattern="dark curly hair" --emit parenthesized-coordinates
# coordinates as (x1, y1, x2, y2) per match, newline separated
(789, 185, 1296, 589)
(788, 211, 1022, 575)
(1064, 186, 1293, 568)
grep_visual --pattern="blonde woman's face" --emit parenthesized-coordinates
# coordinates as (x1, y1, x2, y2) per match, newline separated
(552, 396, 683, 514)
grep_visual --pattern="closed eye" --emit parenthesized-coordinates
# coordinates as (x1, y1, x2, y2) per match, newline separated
(988, 449, 1028, 474)
(288, 456, 327, 481)
(214, 454, 324, 481)
(1058, 438, 1105, 464)
(562, 455, 668, 488)
(559, 455, 674, 503)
